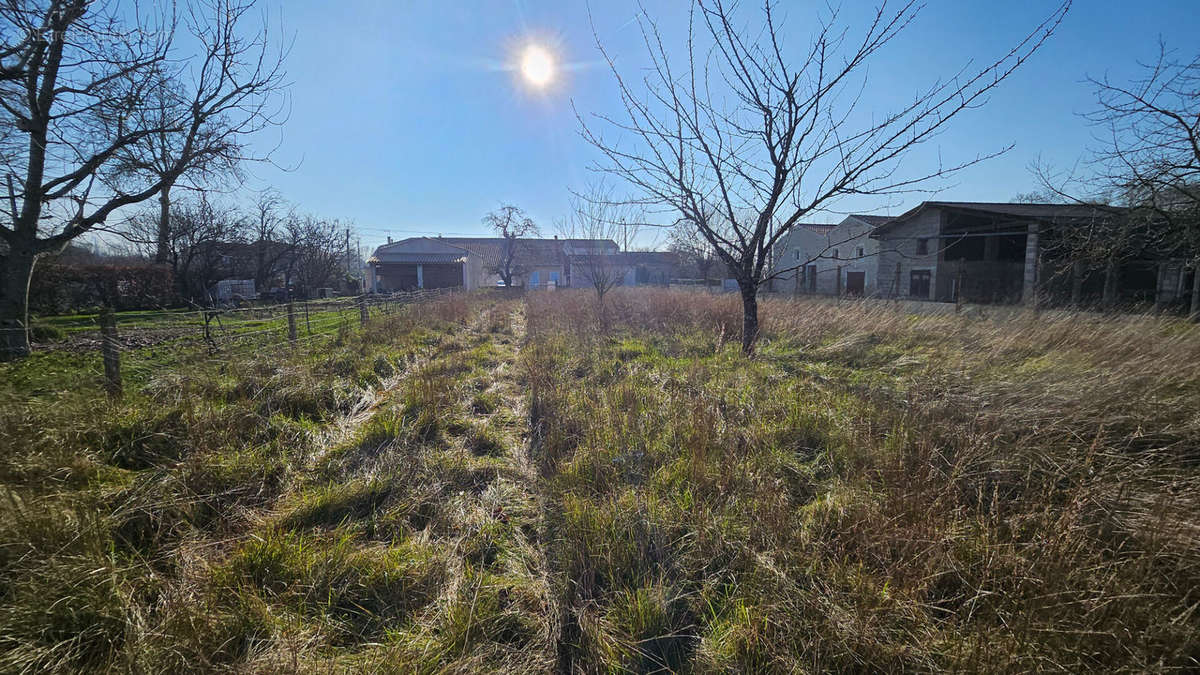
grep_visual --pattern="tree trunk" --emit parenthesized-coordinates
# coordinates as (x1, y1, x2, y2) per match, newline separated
(738, 280, 759, 355)
(154, 181, 173, 265)
(0, 248, 37, 361)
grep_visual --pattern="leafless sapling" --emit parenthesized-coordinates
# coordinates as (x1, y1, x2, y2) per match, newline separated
(580, 0, 1069, 353)
(562, 186, 638, 312)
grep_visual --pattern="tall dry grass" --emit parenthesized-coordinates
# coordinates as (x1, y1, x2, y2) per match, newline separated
(525, 287, 1200, 671)
(0, 295, 504, 672)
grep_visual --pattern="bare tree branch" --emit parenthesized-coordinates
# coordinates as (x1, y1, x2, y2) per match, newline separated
(580, 0, 1069, 353)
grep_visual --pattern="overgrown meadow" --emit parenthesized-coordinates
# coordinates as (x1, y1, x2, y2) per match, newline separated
(528, 290, 1200, 672)
(1, 289, 1197, 672)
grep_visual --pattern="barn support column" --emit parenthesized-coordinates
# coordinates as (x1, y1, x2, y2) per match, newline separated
(1154, 263, 1168, 311)
(1191, 264, 1200, 320)
(1102, 259, 1119, 308)
(417, 264, 424, 289)
(1022, 223, 1039, 307)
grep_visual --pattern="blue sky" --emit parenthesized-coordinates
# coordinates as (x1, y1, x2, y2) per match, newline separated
(233, 1, 1200, 253)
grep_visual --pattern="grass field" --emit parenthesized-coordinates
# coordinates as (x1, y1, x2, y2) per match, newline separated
(1, 289, 1197, 672)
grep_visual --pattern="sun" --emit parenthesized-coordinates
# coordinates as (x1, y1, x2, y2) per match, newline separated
(520, 44, 555, 87)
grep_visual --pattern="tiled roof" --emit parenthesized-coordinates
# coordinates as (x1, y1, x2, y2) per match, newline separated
(443, 238, 567, 268)
(369, 253, 466, 265)
(373, 237, 620, 269)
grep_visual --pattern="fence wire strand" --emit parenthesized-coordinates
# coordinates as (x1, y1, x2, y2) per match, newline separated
(32, 289, 457, 395)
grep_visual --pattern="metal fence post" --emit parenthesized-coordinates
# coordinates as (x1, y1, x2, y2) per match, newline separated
(99, 307, 122, 399)
(287, 301, 297, 343)
(358, 294, 368, 326)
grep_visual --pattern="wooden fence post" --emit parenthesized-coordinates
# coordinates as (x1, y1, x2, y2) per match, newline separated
(358, 295, 368, 326)
(835, 265, 843, 305)
(99, 307, 122, 399)
(287, 301, 297, 343)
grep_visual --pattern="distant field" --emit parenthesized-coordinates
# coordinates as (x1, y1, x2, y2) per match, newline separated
(1, 289, 1196, 672)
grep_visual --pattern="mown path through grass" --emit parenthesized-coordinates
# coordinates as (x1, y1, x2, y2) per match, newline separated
(227, 299, 558, 671)
(0, 294, 570, 672)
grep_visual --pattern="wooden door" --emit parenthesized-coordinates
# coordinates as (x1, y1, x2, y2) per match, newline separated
(846, 271, 866, 295)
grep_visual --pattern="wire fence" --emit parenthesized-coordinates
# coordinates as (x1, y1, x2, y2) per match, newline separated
(6, 288, 459, 399)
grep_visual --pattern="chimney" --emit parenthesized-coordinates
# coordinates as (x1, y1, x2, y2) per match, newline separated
(387, 236, 392, 244)
(553, 234, 558, 239)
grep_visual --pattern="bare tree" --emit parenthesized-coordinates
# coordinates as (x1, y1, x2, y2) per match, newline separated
(0, 0, 289, 359)
(668, 221, 718, 286)
(581, 0, 1069, 353)
(562, 186, 636, 309)
(174, 195, 248, 301)
(248, 189, 295, 292)
(1084, 43, 1200, 317)
(112, 0, 288, 265)
(124, 193, 249, 302)
(0, 1, 174, 358)
(482, 204, 539, 287)
(290, 215, 344, 295)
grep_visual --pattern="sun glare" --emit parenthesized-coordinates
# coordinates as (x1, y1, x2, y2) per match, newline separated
(520, 44, 555, 87)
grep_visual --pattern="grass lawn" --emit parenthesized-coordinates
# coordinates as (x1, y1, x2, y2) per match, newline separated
(0, 288, 1196, 672)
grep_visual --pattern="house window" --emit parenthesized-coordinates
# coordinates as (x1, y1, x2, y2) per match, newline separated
(794, 249, 800, 261)
(916, 238, 929, 255)
(910, 270, 931, 298)
(549, 270, 560, 286)
(832, 249, 839, 259)
(530, 270, 539, 286)
(855, 246, 864, 258)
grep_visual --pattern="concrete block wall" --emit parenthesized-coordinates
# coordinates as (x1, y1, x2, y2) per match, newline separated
(874, 209, 942, 299)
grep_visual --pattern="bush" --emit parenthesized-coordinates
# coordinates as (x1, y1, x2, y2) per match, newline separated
(28, 262, 176, 314)
(28, 324, 65, 342)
